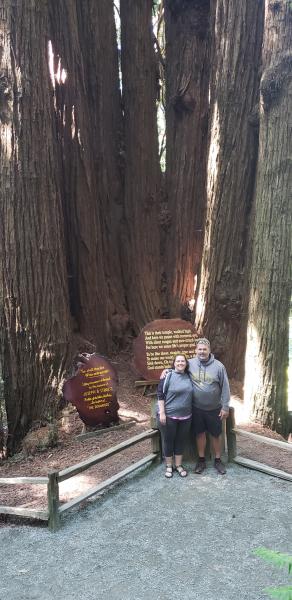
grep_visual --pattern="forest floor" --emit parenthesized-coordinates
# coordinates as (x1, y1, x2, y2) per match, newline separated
(0, 350, 291, 520)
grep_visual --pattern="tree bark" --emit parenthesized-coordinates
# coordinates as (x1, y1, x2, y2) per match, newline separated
(49, 0, 127, 351)
(120, 0, 162, 332)
(244, 0, 292, 434)
(0, 0, 71, 453)
(195, 0, 264, 378)
(164, 0, 211, 318)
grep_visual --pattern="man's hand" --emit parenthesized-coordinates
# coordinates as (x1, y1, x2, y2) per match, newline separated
(160, 369, 169, 379)
(219, 408, 229, 420)
(159, 411, 166, 425)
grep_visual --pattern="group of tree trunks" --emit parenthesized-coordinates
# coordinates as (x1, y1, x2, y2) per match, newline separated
(0, 0, 291, 452)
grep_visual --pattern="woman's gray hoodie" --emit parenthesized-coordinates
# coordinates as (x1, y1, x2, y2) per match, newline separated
(188, 354, 230, 412)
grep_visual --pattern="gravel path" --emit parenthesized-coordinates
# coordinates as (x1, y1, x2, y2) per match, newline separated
(1, 463, 291, 600)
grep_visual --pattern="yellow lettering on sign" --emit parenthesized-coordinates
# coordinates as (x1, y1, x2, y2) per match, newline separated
(144, 329, 195, 371)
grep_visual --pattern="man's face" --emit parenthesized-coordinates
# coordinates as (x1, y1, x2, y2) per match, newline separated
(195, 343, 210, 361)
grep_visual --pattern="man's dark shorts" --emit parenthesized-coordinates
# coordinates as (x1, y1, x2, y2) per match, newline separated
(192, 407, 222, 438)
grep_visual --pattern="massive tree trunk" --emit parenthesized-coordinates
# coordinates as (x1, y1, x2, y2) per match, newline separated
(244, 0, 292, 434)
(164, 0, 211, 318)
(92, 2, 129, 347)
(0, 0, 71, 453)
(49, 0, 127, 352)
(195, 0, 264, 378)
(120, 0, 162, 332)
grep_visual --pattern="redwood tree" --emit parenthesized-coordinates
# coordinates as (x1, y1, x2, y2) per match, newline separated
(164, 0, 211, 317)
(120, 0, 162, 331)
(0, 0, 71, 453)
(49, 0, 128, 352)
(195, 0, 264, 378)
(244, 0, 292, 433)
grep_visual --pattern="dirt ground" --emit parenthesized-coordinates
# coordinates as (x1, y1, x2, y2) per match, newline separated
(0, 351, 291, 519)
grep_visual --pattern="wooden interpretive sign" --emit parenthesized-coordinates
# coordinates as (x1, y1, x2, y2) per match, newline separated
(133, 319, 196, 380)
(63, 354, 119, 427)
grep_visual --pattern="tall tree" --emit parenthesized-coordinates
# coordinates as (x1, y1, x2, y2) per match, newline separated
(0, 0, 71, 453)
(164, 0, 210, 317)
(195, 0, 264, 378)
(120, 0, 162, 331)
(244, 0, 292, 433)
(49, 0, 127, 352)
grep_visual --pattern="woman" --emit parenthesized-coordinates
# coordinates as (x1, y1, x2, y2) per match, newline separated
(157, 354, 193, 478)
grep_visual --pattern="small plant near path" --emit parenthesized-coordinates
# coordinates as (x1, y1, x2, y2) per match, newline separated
(253, 547, 292, 600)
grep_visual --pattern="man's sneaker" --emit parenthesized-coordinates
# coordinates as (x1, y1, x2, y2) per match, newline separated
(194, 459, 206, 474)
(214, 459, 226, 475)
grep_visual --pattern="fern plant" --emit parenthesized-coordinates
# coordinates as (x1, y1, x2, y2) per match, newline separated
(253, 548, 292, 600)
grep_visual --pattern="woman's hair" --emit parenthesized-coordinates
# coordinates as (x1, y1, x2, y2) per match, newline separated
(171, 354, 190, 372)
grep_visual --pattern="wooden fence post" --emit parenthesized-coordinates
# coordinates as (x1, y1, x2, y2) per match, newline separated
(150, 398, 163, 462)
(151, 430, 162, 463)
(150, 398, 158, 429)
(47, 471, 60, 532)
(226, 407, 237, 461)
(221, 418, 227, 458)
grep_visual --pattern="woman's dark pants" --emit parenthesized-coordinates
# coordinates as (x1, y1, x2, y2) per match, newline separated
(159, 417, 191, 457)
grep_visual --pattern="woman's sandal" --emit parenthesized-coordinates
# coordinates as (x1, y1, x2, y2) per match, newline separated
(165, 466, 173, 478)
(175, 465, 188, 477)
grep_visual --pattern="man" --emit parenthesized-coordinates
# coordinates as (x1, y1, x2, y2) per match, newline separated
(189, 338, 230, 475)
(160, 337, 230, 474)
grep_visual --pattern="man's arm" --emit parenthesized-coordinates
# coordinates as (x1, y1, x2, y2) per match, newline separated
(219, 365, 230, 419)
(160, 368, 170, 379)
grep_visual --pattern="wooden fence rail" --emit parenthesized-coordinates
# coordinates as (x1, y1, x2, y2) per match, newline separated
(0, 506, 48, 520)
(233, 456, 292, 482)
(0, 475, 49, 522)
(233, 424, 292, 482)
(58, 429, 159, 482)
(0, 476, 49, 485)
(1, 409, 290, 531)
(0, 428, 161, 531)
(233, 428, 292, 451)
(58, 454, 157, 516)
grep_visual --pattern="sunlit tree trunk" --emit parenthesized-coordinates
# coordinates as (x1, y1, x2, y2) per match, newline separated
(164, 0, 211, 317)
(0, 0, 71, 453)
(195, 0, 264, 378)
(244, 0, 292, 434)
(49, 0, 128, 351)
(120, 0, 162, 331)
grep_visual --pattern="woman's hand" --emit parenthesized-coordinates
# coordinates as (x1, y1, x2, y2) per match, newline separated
(159, 410, 166, 425)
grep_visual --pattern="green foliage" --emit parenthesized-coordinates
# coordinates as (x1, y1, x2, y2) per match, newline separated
(152, 0, 161, 13)
(253, 548, 292, 600)
(264, 586, 292, 600)
(254, 548, 292, 574)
